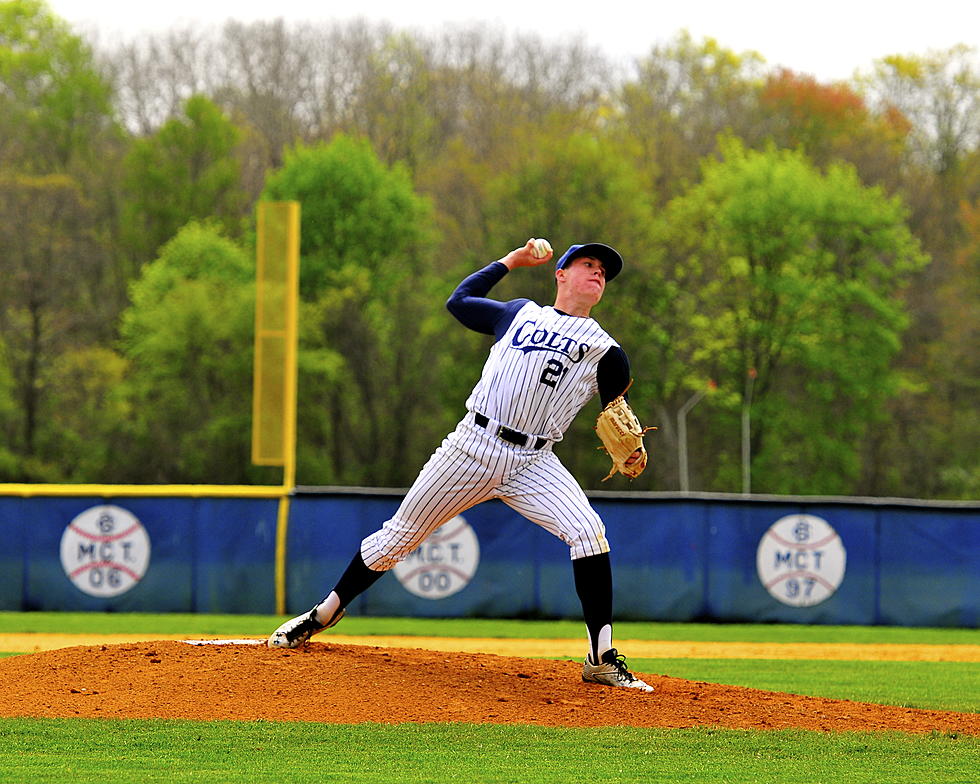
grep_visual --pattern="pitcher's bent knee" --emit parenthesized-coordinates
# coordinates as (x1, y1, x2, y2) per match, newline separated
(359, 517, 429, 571)
(569, 532, 610, 560)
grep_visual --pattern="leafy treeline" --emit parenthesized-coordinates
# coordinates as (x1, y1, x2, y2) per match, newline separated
(1, 0, 977, 497)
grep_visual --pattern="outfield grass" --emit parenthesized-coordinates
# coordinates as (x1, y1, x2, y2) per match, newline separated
(0, 718, 975, 784)
(0, 613, 976, 783)
(628, 658, 979, 713)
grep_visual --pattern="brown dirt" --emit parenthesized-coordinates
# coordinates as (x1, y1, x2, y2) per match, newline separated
(0, 640, 977, 734)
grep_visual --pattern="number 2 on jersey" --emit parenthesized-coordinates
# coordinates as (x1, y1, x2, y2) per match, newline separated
(540, 359, 568, 388)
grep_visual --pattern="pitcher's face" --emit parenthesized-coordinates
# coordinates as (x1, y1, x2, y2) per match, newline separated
(557, 256, 606, 305)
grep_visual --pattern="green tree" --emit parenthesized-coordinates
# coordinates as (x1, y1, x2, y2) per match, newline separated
(856, 46, 980, 497)
(0, 174, 100, 479)
(653, 140, 928, 494)
(0, 0, 114, 171)
(0, 1, 124, 481)
(121, 94, 246, 269)
(614, 31, 767, 204)
(35, 347, 130, 481)
(261, 135, 443, 485)
(0, 336, 18, 477)
(856, 47, 979, 327)
(0, 0, 123, 339)
(912, 199, 980, 498)
(116, 222, 257, 483)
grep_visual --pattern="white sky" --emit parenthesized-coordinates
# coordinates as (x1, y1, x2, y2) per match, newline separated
(49, 0, 978, 83)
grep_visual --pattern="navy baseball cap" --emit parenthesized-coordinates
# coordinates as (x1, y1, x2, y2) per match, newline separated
(555, 243, 624, 281)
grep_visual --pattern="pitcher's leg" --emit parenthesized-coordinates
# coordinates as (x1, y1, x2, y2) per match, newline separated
(269, 435, 500, 650)
(500, 453, 652, 691)
(500, 452, 609, 559)
(572, 552, 613, 664)
(361, 442, 499, 571)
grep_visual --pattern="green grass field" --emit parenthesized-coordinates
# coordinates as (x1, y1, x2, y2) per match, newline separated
(0, 613, 977, 783)
(4, 611, 978, 643)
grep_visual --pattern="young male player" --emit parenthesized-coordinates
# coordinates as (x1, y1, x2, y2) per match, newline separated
(269, 239, 654, 692)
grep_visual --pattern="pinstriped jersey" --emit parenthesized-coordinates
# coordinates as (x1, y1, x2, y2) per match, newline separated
(465, 301, 619, 442)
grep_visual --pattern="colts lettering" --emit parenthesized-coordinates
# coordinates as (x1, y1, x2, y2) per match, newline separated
(511, 319, 589, 363)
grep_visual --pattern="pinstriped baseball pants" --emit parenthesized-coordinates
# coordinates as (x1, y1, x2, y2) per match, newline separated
(360, 412, 609, 570)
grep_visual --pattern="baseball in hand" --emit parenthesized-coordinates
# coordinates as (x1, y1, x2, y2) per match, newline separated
(531, 238, 553, 259)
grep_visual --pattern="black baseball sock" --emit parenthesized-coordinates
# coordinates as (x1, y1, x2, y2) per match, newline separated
(312, 550, 386, 626)
(331, 549, 386, 607)
(572, 552, 614, 664)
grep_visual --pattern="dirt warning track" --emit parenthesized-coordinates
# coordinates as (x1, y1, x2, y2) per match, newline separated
(0, 639, 977, 734)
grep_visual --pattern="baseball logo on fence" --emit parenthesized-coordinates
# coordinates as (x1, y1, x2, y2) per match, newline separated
(756, 514, 846, 607)
(59, 505, 151, 598)
(393, 515, 480, 599)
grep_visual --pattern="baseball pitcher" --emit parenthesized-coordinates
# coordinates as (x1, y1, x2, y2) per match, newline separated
(269, 239, 655, 691)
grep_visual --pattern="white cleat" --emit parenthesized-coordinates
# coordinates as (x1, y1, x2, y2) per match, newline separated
(582, 648, 654, 692)
(267, 607, 345, 649)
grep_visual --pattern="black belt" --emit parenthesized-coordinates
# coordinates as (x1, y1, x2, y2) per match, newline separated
(474, 413, 547, 450)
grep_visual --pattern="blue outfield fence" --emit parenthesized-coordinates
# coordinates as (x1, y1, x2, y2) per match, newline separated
(0, 496, 282, 615)
(1, 489, 977, 627)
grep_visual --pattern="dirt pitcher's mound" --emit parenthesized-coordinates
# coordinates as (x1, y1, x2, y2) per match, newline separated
(0, 640, 977, 734)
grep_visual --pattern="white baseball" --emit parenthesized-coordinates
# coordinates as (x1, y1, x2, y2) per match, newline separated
(531, 238, 552, 259)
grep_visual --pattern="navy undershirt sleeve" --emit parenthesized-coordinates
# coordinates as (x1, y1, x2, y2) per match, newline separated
(446, 261, 528, 338)
(597, 347, 631, 406)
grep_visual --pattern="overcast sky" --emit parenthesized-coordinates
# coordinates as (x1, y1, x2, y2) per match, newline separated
(48, 0, 978, 83)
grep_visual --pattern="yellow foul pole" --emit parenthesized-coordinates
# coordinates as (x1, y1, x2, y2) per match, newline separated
(253, 201, 300, 615)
